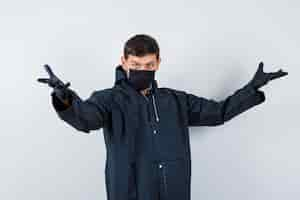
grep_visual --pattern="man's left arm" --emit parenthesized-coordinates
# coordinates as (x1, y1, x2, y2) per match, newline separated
(186, 61, 288, 126)
(186, 83, 265, 126)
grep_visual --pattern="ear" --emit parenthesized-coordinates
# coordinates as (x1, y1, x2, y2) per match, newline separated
(121, 56, 130, 77)
(121, 56, 127, 70)
(156, 57, 161, 71)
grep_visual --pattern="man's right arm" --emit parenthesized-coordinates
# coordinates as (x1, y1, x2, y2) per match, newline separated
(51, 88, 112, 133)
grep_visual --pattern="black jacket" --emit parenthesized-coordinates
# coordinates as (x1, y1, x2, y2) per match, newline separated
(51, 64, 266, 200)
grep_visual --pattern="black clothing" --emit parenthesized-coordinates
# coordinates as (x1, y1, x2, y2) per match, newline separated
(51, 64, 266, 200)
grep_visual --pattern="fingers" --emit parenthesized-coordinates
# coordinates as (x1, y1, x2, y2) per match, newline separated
(269, 69, 288, 80)
(64, 82, 71, 88)
(253, 61, 264, 77)
(37, 78, 49, 84)
(277, 68, 288, 75)
(277, 69, 288, 76)
(43, 64, 55, 77)
(258, 61, 264, 73)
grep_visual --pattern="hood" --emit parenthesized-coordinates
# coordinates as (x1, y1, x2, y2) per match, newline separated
(114, 64, 158, 93)
(114, 64, 128, 84)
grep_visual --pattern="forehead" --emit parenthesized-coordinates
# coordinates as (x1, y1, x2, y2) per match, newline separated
(127, 54, 157, 63)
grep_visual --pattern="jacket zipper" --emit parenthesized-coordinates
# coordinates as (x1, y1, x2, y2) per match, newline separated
(160, 163, 168, 198)
(141, 88, 160, 122)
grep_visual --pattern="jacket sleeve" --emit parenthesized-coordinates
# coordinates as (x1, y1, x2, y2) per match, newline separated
(186, 83, 266, 126)
(51, 88, 112, 133)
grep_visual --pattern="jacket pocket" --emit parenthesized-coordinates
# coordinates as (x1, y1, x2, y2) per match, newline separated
(158, 159, 190, 200)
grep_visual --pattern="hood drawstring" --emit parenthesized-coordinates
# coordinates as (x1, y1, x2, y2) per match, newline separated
(152, 94, 160, 122)
(148, 81, 160, 122)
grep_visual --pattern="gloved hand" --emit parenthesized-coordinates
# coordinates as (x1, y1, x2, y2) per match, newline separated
(247, 61, 288, 90)
(37, 64, 72, 105)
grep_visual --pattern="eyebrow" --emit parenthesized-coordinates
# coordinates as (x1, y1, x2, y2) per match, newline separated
(131, 61, 154, 65)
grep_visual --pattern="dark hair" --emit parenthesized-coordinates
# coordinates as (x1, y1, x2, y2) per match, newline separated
(123, 34, 160, 60)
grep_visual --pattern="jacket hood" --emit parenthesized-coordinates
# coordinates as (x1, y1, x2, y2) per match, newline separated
(115, 64, 128, 84)
(114, 64, 158, 93)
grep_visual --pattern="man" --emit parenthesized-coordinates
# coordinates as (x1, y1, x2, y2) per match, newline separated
(37, 34, 288, 200)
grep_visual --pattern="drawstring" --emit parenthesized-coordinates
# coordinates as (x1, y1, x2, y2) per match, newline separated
(152, 94, 160, 122)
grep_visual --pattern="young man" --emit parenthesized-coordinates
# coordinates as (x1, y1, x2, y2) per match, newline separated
(37, 34, 288, 200)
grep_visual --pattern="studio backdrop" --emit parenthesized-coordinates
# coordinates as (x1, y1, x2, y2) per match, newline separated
(0, 0, 298, 200)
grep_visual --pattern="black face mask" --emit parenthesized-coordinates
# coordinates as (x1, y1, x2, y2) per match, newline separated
(127, 69, 155, 91)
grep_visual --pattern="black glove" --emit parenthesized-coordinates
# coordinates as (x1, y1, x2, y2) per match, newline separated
(37, 64, 72, 104)
(247, 61, 288, 90)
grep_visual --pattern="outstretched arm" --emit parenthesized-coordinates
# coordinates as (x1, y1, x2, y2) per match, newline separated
(38, 64, 112, 133)
(186, 61, 288, 126)
(51, 88, 112, 133)
(186, 83, 265, 126)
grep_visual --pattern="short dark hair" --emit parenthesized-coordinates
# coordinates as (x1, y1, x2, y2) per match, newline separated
(123, 34, 160, 60)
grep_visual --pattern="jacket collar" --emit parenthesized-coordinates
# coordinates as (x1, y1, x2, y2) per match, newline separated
(114, 64, 158, 94)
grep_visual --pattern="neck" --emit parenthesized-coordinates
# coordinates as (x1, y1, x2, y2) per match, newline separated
(140, 80, 153, 96)
(140, 87, 151, 96)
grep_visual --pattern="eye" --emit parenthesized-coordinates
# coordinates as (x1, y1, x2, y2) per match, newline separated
(147, 63, 155, 69)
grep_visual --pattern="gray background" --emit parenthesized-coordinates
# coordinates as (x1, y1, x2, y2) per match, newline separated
(0, 0, 298, 199)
